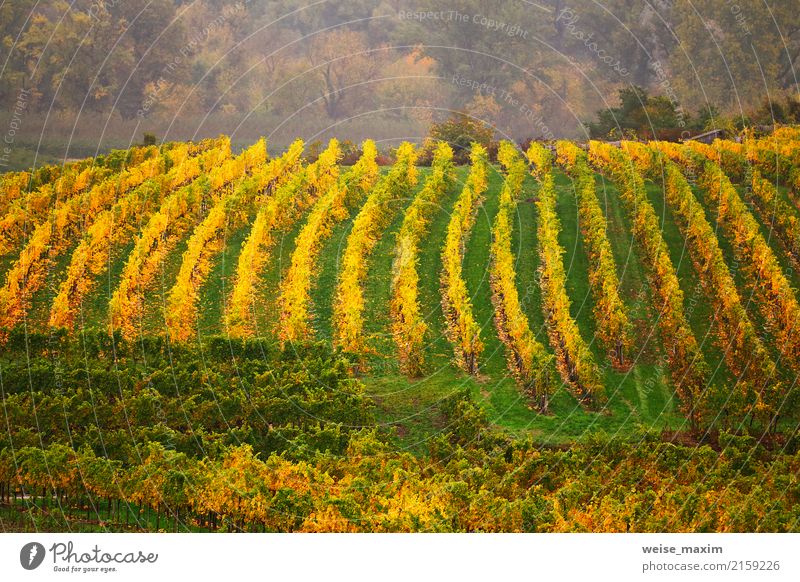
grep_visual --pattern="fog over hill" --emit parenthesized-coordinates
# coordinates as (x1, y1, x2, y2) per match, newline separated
(1, 0, 799, 163)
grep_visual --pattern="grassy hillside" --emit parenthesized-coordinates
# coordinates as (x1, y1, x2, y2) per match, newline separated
(1, 137, 798, 449)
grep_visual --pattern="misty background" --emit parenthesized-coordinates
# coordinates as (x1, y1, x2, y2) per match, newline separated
(1, 0, 799, 166)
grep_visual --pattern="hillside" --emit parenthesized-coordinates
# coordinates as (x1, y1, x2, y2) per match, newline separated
(1, 131, 799, 448)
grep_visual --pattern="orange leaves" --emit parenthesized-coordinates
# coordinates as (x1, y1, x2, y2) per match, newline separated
(634, 142, 778, 428)
(0, 144, 174, 335)
(226, 139, 345, 339)
(691, 137, 800, 272)
(664, 144, 797, 428)
(0, 146, 168, 255)
(333, 142, 418, 355)
(440, 143, 487, 375)
(589, 140, 708, 414)
(0, 170, 34, 215)
(526, 141, 552, 180)
(490, 141, 555, 410)
(188, 445, 336, 531)
(0, 164, 106, 254)
(668, 144, 800, 385)
(278, 140, 379, 345)
(48, 139, 231, 331)
(556, 140, 632, 369)
(109, 138, 268, 339)
(165, 139, 290, 343)
(531, 143, 603, 406)
(684, 139, 747, 182)
(391, 141, 453, 375)
(744, 135, 799, 183)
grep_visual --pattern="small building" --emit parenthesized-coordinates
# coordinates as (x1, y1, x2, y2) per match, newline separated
(683, 128, 726, 144)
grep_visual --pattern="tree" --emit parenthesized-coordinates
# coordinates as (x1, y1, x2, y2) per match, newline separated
(307, 30, 385, 119)
(428, 112, 494, 164)
(669, 0, 784, 113)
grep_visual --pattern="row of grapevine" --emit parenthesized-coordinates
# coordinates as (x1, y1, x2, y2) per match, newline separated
(555, 140, 632, 369)
(686, 140, 800, 271)
(390, 142, 454, 375)
(0, 149, 140, 216)
(0, 146, 159, 254)
(0, 145, 178, 216)
(166, 140, 305, 342)
(0, 164, 103, 254)
(683, 140, 747, 182)
(49, 139, 231, 330)
(53, 145, 184, 248)
(656, 142, 800, 379)
(0, 143, 191, 335)
(0, 171, 35, 216)
(528, 142, 603, 406)
(226, 139, 342, 338)
(333, 142, 418, 355)
(750, 170, 800, 266)
(490, 142, 555, 411)
(625, 141, 782, 428)
(745, 135, 798, 184)
(588, 141, 709, 417)
(0, 162, 68, 213)
(0, 160, 90, 235)
(767, 126, 800, 189)
(772, 126, 800, 141)
(109, 139, 265, 338)
(732, 132, 800, 195)
(687, 135, 800, 192)
(439, 143, 487, 374)
(278, 141, 379, 346)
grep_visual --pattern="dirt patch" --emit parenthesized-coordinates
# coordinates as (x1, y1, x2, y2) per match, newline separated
(393, 423, 409, 438)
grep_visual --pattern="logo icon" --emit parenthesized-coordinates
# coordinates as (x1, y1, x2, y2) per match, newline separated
(20, 542, 46, 570)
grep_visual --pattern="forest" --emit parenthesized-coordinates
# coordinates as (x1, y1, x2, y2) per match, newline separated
(2, 0, 800, 166)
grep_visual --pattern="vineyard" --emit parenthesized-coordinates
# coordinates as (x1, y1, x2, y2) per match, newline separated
(1, 132, 800, 532)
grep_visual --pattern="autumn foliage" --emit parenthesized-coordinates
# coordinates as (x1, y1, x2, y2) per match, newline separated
(109, 138, 265, 338)
(0, 143, 192, 336)
(655, 141, 800, 389)
(166, 140, 306, 342)
(625, 141, 782, 429)
(556, 140, 632, 369)
(278, 140, 379, 345)
(440, 143, 487, 375)
(589, 140, 708, 419)
(225, 139, 341, 338)
(490, 141, 556, 410)
(333, 142, 418, 355)
(390, 141, 453, 375)
(2, 131, 800, 534)
(528, 142, 604, 406)
(1, 339, 795, 533)
(49, 138, 231, 330)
